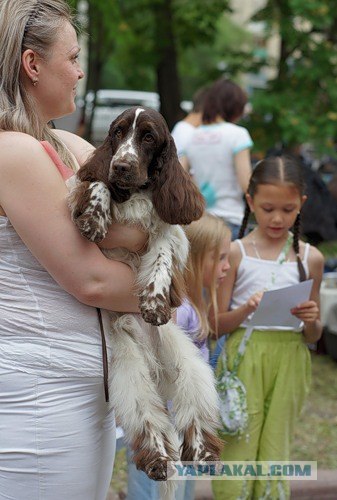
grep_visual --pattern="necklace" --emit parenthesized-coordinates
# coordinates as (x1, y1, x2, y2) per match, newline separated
(251, 233, 293, 262)
(251, 233, 294, 289)
(251, 239, 262, 260)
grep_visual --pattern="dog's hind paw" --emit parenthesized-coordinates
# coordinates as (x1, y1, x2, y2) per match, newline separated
(144, 458, 168, 481)
(139, 290, 171, 326)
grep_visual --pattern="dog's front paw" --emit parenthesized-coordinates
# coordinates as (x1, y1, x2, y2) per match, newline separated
(139, 288, 171, 326)
(70, 181, 112, 242)
(74, 212, 111, 242)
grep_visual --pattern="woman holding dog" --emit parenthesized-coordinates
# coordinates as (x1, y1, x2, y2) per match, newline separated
(0, 1, 147, 498)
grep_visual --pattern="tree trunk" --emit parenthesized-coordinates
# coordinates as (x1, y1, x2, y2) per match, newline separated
(153, 0, 184, 130)
(84, 5, 105, 141)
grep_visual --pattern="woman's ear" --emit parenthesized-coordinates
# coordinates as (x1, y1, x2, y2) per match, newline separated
(21, 49, 40, 84)
(301, 195, 307, 207)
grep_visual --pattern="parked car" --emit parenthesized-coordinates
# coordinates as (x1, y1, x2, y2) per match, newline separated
(85, 89, 160, 144)
(54, 89, 192, 144)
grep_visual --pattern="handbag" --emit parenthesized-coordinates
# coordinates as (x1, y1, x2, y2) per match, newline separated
(217, 326, 253, 437)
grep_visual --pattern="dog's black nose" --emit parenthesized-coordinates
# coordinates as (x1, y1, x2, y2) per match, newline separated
(113, 161, 131, 174)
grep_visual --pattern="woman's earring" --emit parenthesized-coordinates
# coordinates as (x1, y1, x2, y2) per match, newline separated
(32, 79, 38, 86)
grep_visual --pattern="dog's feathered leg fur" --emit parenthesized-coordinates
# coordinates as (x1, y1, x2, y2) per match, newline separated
(156, 321, 223, 464)
(109, 313, 180, 481)
(67, 179, 112, 242)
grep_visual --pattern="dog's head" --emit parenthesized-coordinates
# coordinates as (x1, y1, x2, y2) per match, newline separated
(79, 106, 205, 225)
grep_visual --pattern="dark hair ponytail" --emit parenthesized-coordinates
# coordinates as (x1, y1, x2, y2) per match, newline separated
(293, 212, 307, 282)
(238, 201, 251, 239)
(241, 155, 307, 282)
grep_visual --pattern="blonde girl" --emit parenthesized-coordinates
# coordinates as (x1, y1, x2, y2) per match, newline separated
(179, 213, 231, 361)
(212, 156, 324, 500)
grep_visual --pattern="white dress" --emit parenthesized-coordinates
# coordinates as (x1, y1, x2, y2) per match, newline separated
(0, 147, 115, 499)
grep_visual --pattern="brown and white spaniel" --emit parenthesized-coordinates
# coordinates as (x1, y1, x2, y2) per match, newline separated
(67, 107, 222, 486)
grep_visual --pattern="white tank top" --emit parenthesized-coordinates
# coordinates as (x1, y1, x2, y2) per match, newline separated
(0, 145, 112, 377)
(230, 239, 310, 329)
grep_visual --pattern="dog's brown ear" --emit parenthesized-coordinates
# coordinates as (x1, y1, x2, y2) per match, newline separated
(151, 136, 205, 225)
(77, 137, 112, 183)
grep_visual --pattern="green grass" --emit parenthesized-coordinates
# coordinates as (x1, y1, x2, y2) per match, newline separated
(317, 240, 337, 259)
(292, 352, 337, 468)
(110, 447, 127, 496)
(110, 353, 337, 495)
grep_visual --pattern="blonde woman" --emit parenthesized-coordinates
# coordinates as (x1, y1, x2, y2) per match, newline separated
(0, 1, 146, 498)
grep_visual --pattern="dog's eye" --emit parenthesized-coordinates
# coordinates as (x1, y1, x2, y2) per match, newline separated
(143, 133, 154, 143)
(114, 127, 122, 139)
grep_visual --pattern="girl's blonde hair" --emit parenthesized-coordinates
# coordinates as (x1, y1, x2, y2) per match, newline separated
(184, 213, 230, 339)
(0, 0, 79, 171)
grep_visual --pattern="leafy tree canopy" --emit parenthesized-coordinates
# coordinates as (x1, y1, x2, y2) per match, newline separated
(248, 0, 337, 156)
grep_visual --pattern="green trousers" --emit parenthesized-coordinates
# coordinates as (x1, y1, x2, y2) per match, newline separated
(213, 329, 311, 500)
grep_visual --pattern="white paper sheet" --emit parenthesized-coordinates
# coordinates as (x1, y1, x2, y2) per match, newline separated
(250, 279, 313, 329)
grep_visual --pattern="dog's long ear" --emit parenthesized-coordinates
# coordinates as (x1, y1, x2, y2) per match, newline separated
(151, 136, 205, 225)
(77, 137, 112, 184)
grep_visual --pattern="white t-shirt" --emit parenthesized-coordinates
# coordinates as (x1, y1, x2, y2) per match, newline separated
(171, 120, 195, 158)
(185, 122, 253, 225)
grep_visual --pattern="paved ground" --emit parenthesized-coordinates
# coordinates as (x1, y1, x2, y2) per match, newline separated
(108, 469, 337, 499)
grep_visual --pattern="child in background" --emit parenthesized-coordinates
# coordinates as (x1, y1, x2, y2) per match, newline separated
(126, 213, 231, 500)
(212, 156, 324, 500)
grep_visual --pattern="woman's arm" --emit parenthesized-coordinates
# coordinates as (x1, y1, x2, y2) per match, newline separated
(0, 132, 143, 312)
(234, 148, 252, 193)
(291, 245, 324, 343)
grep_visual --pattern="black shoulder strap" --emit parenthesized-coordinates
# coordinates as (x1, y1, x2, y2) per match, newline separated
(97, 308, 109, 403)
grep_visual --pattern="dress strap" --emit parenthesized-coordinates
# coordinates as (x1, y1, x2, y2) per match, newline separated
(277, 233, 293, 264)
(303, 242, 310, 263)
(235, 239, 246, 257)
(40, 141, 74, 181)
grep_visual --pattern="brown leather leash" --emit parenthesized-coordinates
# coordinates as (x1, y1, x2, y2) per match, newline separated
(96, 308, 109, 402)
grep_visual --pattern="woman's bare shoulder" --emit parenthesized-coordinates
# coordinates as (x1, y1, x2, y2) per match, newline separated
(0, 132, 44, 165)
(0, 131, 40, 148)
(53, 129, 95, 166)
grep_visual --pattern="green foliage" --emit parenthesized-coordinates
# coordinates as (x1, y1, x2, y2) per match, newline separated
(93, 0, 232, 93)
(174, 0, 230, 46)
(249, 0, 337, 156)
(178, 15, 255, 98)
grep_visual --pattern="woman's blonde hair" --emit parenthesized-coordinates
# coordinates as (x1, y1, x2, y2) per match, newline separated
(184, 213, 230, 339)
(0, 0, 79, 171)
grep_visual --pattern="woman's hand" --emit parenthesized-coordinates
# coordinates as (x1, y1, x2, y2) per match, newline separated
(291, 300, 319, 325)
(97, 222, 148, 254)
